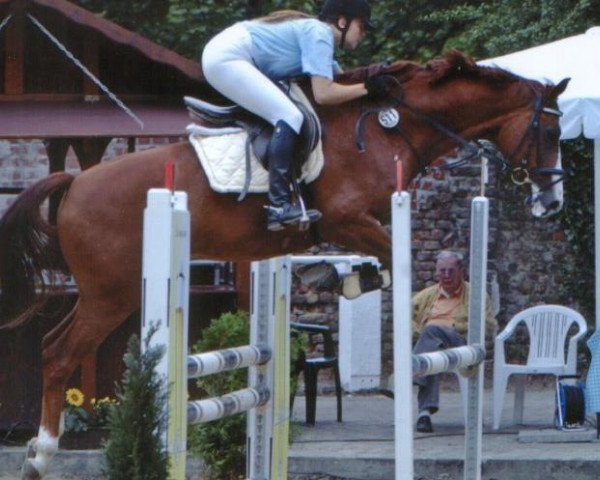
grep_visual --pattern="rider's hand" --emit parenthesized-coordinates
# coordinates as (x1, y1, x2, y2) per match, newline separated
(364, 75, 391, 99)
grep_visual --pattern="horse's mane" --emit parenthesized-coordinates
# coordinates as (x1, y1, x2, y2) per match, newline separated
(338, 50, 526, 89)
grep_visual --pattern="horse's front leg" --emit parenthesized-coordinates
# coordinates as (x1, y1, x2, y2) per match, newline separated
(320, 211, 393, 268)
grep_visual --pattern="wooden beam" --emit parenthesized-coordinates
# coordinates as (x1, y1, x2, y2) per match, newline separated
(70, 137, 111, 170)
(45, 138, 70, 174)
(4, 6, 25, 95)
(44, 138, 70, 222)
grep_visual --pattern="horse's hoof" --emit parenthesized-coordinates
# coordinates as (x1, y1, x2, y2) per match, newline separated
(342, 273, 361, 300)
(21, 459, 42, 480)
(25, 438, 37, 458)
(380, 269, 392, 288)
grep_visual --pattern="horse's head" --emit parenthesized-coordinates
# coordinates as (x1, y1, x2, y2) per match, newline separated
(345, 53, 570, 218)
(493, 78, 570, 217)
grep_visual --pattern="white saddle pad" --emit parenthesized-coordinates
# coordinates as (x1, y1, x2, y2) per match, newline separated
(188, 84, 324, 195)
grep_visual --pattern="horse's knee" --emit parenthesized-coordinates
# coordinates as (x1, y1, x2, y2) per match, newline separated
(42, 352, 74, 388)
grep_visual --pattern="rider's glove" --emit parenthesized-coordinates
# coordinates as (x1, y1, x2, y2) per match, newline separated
(364, 75, 391, 99)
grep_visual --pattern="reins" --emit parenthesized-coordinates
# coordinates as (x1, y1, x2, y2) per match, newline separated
(356, 75, 564, 192)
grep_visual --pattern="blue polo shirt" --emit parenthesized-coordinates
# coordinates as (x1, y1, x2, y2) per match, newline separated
(244, 18, 337, 81)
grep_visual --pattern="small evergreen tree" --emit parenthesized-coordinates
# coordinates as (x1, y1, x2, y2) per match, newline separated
(104, 324, 170, 480)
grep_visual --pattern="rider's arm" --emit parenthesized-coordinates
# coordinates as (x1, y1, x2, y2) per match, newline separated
(311, 75, 367, 105)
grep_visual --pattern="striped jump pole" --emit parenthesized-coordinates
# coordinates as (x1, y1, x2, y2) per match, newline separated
(141, 186, 291, 480)
(413, 345, 485, 378)
(187, 344, 272, 378)
(391, 179, 487, 480)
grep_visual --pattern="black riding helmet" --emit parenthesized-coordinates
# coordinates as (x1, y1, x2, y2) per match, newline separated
(318, 0, 375, 48)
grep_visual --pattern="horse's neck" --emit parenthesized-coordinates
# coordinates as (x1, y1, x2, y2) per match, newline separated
(403, 81, 531, 151)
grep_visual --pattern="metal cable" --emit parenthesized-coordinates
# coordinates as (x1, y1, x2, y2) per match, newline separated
(27, 13, 144, 130)
(0, 14, 12, 33)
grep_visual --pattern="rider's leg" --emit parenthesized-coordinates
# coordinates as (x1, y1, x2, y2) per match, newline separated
(202, 24, 322, 230)
(202, 23, 304, 131)
(266, 120, 321, 231)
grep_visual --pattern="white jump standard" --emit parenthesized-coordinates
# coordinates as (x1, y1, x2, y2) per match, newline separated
(392, 180, 488, 480)
(141, 188, 291, 480)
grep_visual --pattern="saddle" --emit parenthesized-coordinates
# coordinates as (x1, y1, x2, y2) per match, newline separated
(184, 84, 321, 200)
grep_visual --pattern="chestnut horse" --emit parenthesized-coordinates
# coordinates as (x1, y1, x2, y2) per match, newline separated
(0, 51, 567, 479)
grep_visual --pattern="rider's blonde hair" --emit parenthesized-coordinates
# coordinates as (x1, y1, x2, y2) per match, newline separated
(255, 10, 314, 23)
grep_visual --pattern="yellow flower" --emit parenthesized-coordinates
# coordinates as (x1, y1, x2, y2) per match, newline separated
(65, 388, 85, 408)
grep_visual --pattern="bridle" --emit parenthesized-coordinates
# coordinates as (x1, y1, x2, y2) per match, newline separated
(356, 76, 564, 191)
(504, 90, 563, 190)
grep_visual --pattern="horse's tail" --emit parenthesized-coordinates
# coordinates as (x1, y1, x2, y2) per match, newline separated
(0, 172, 75, 329)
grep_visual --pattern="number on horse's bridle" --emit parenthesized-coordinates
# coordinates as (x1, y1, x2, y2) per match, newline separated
(355, 75, 564, 191)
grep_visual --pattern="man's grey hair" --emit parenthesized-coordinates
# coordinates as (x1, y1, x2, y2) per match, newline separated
(435, 250, 464, 269)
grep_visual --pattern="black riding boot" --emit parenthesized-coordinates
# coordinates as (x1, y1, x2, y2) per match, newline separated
(266, 120, 321, 231)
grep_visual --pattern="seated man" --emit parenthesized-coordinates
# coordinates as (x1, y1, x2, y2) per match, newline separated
(412, 250, 497, 433)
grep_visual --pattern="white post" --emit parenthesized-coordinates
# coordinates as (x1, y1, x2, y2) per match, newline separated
(391, 191, 413, 480)
(247, 257, 291, 480)
(594, 140, 600, 326)
(464, 197, 488, 480)
(141, 188, 190, 480)
(338, 268, 381, 391)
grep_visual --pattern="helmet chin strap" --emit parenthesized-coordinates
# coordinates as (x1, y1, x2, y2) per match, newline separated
(336, 22, 350, 49)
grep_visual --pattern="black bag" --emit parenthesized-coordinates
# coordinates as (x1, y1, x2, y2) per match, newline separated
(554, 375, 586, 431)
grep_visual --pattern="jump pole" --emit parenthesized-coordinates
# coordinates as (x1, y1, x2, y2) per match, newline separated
(141, 186, 291, 480)
(392, 165, 487, 480)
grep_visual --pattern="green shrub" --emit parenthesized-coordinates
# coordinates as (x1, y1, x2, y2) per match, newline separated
(103, 324, 169, 480)
(188, 310, 306, 480)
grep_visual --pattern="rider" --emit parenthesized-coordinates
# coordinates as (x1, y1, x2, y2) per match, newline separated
(201, 0, 388, 231)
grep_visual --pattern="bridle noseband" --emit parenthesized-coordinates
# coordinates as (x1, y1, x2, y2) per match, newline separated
(357, 76, 564, 191)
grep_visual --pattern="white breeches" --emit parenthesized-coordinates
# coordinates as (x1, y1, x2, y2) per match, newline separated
(201, 23, 304, 133)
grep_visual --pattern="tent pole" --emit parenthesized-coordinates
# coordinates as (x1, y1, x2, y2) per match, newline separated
(595, 140, 600, 326)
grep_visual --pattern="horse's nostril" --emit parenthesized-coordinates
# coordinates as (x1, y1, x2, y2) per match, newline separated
(547, 200, 560, 211)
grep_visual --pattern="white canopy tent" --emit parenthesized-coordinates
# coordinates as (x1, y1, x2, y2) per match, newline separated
(479, 27, 600, 322)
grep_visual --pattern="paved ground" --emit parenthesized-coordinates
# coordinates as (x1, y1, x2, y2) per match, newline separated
(1, 384, 598, 479)
(288, 385, 599, 480)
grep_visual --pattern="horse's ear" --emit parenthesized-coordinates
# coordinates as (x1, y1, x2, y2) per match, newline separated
(551, 78, 570, 99)
(428, 50, 477, 85)
(445, 50, 476, 70)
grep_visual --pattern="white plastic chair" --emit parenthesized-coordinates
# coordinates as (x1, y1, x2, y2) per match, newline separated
(492, 305, 587, 430)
